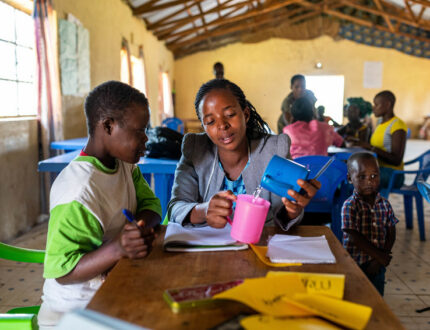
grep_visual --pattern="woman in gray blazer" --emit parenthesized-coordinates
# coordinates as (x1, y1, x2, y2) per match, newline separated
(167, 79, 320, 231)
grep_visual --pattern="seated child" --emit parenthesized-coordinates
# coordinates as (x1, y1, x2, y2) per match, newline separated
(168, 79, 320, 230)
(316, 105, 340, 127)
(337, 97, 372, 144)
(342, 152, 397, 296)
(38, 81, 162, 328)
(283, 97, 343, 159)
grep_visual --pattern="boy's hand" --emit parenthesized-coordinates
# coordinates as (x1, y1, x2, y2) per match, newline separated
(377, 250, 392, 267)
(282, 179, 321, 219)
(206, 190, 237, 228)
(366, 259, 383, 276)
(116, 221, 155, 259)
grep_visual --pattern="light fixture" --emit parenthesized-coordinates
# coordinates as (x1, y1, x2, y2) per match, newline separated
(315, 62, 323, 69)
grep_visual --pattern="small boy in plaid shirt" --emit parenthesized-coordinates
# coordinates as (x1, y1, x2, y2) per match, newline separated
(342, 152, 398, 295)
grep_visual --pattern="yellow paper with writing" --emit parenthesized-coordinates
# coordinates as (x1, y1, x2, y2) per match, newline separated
(266, 271, 345, 299)
(250, 244, 302, 267)
(240, 315, 340, 330)
(284, 293, 372, 330)
(213, 275, 313, 317)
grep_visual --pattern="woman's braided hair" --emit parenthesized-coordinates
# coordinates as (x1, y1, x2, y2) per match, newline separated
(194, 79, 270, 140)
(346, 97, 372, 118)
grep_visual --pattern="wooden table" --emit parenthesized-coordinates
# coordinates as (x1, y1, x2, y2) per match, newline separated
(87, 226, 403, 329)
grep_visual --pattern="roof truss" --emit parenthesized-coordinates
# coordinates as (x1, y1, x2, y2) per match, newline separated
(129, 0, 430, 57)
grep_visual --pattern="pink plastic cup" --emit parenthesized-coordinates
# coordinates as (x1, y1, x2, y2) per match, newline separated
(226, 194, 271, 244)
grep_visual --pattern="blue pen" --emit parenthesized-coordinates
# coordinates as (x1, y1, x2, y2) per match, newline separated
(122, 208, 143, 233)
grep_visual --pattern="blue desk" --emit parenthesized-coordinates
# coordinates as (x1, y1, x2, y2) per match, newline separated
(51, 137, 88, 151)
(38, 150, 178, 218)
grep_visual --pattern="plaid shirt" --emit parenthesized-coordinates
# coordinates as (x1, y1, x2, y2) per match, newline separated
(341, 190, 399, 265)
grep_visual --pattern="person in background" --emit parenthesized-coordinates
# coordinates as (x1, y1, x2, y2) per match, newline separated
(337, 97, 372, 144)
(350, 91, 407, 189)
(38, 81, 162, 328)
(213, 62, 224, 79)
(342, 152, 397, 296)
(168, 79, 320, 230)
(283, 97, 343, 159)
(419, 114, 430, 140)
(277, 74, 317, 133)
(316, 105, 340, 127)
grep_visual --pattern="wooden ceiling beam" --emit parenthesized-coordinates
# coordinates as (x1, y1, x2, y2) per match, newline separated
(173, 10, 322, 56)
(159, 0, 302, 40)
(153, 0, 242, 36)
(404, 0, 418, 23)
(133, 0, 190, 15)
(323, 7, 430, 42)
(408, 0, 430, 7)
(163, 4, 252, 45)
(341, 0, 430, 29)
(417, 5, 426, 22)
(133, 0, 163, 15)
(373, 0, 395, 32)
(215, 0, 222, 19)
(170, 8, 319, 51)
(147, 0, 204, 29)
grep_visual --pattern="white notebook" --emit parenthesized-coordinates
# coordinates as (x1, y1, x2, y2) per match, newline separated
(267, 235, 336, 264)
(163, 222, 248, 252)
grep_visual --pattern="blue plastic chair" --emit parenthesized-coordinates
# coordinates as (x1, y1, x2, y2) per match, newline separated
(162, 117, 184, 134)
(295, 156, 349, 241)
(332, 152, 352, 162)
(0, 242, 45, 329)
(380, 149, 430, 241)
(418, 181, 430, 203)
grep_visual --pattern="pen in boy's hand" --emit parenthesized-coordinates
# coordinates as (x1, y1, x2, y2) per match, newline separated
(122, 208, 145, 235)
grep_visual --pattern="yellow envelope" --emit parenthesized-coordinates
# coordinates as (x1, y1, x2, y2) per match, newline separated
(240, 315, 340, 330)
(250, 244, 302, 267)
(284, 293, 372, 330)
(266, 271, 345, 299)
(213, 275, 313, 317)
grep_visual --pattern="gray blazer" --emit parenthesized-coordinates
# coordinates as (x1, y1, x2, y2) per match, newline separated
(167, 133, 303, 230)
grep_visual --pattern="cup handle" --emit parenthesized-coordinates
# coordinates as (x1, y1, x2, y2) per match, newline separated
(226, 216, 233, 225)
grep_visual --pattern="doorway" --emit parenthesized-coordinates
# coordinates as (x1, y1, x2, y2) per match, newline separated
(305, 75, 345, 124)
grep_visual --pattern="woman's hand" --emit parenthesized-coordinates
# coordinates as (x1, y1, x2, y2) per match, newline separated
(345, 136, 372, 149)
(205, 190, 237, 228)
(282, 179, 321, 219)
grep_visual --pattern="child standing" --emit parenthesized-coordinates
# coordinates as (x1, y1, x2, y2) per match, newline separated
(342, 152, 397, 296)
(38, 81, 162, 328)
(167, 79, 320, 230)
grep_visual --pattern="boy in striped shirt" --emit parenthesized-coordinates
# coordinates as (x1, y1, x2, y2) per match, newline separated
(342, 152, 398, 296)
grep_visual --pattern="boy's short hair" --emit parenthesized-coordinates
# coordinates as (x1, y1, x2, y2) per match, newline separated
(347, 152, 378, 174)
(213, 62, 224, 69)
(291, 97, 314, 123)
(375, 90, 396, 108)
(84, 81, 149, 136)
(291, 74, 305, 86)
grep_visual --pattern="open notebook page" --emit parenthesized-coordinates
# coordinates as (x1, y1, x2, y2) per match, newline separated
(267, 235, 336, 264)
(163, 222, 248, 252)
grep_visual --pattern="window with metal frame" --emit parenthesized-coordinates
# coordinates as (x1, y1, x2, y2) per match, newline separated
(0, 0, 35, 118)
